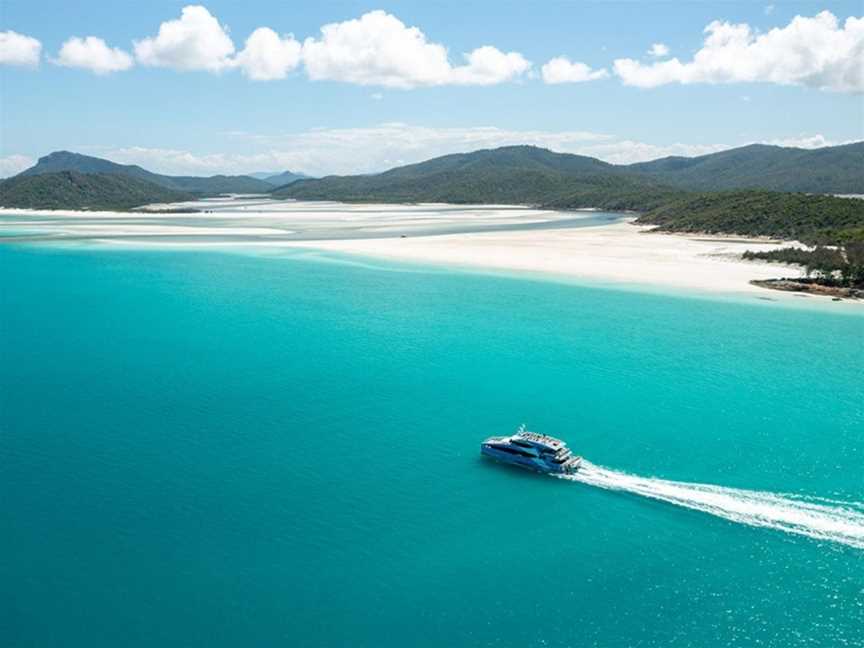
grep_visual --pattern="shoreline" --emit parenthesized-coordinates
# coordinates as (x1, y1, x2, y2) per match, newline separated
(2, 201, 860, 308)
(269, 219, 840, 303)
(751, 279, 863, 301)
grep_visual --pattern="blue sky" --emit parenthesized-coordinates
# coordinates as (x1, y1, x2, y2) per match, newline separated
(1, 0, 862, 176)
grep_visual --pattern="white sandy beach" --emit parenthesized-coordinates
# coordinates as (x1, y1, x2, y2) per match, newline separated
(278, 219, 809, 299)
(2, 200, 846, 304)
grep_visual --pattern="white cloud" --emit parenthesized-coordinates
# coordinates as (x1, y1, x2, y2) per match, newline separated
(647, 43, 670, 58)
(96, 146, 238, 175)
(301, 10, 529, 87)
(575, 140, 722, 164)
(235, 27, 301, 80)
(541, 57, 609, 83)
(54, 37, 133, 74)
(134, 5, 235, 72)
(0, 154, 35, 177)
(614, 11, 864, 93)
(0, 30, 42, 67)
(767, 134, 855, 149)
(126, 7, 528, 86)
(448, 46, 530, 85)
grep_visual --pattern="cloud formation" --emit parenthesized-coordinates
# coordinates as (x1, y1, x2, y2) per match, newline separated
(120, 6, 530, 86)
(303, 11, 529, 88)
(11, 5, 864, 96)
(447, 45, 531, 86)
(614, 11, 864, 93)
(55, 37, 133, 74)
(0, 30, 42, 67)
(134, 5, 235, 72)
(647, 43, 670, 58)
(0, 154, 36, 177)
(767, 134, 850, 149)
(235, 28, 302, 80)
(541, 57, 608, 83)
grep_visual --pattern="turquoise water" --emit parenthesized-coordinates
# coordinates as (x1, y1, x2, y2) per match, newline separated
(1, 244, 863, 647)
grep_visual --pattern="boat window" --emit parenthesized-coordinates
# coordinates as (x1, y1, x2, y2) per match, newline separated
(493, 446, 534, 458)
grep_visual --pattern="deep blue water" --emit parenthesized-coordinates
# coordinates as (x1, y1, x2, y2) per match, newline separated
(1, 244, 863, 647)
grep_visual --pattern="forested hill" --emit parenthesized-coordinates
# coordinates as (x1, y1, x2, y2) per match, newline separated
(636, 191, 864, 244)
(273, 145, 668, 205)
(21, 151, 273, 195)
(0, 172, 194, 210)
(625, 142, 864, 194)
(275, 142, 864, 204)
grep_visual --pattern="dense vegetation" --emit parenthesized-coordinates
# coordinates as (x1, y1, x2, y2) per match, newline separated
(0, 171, 193, 210)
(542, 185, 685, 212)
(636, 191, 864, 244)
(627, 142, 864, 194)
(22, 151, 273, 195)
(167, 174, 274, 194)
(743, 243, 864, 288)
(277, 142, 864, 203)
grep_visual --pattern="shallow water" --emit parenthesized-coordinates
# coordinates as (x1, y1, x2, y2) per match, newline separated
(0, 201, 624, 244)
(1, 239, 863, 647)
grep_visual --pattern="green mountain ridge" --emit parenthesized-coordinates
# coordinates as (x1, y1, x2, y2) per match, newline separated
(276, 142, 864, 203)
(628, 142, 864, 194)
(21, 151, 273, 195)
(274, 145, 662, 205)
(0, 171, 194, 210)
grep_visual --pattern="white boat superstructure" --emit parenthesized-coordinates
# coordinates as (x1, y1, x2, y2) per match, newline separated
(481, 425, 582, 474)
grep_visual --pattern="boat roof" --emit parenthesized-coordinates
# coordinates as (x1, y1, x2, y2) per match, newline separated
(512, 429, 566, 449)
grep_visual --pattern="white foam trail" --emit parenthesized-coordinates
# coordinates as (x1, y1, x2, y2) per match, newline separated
(560, 461, 864, 549)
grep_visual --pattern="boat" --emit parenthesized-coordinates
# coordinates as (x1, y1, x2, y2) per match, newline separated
(481, 425, 582, 474)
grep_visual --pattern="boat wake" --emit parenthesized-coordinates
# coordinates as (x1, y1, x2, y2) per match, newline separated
(560, 461, 864, 549)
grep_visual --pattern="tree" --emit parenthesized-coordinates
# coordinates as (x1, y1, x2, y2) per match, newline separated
(805, 247, 844, 284)
(843, 241, 864, 286)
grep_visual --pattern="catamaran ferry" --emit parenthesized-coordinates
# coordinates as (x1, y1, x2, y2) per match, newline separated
(481, 425, 582, 474)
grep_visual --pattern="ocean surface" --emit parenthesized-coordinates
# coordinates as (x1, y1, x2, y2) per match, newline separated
(2, 237, 863, 647)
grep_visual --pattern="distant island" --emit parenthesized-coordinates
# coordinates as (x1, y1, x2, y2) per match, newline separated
(0, 151, 309, 210)
(249, 170, 312, 188)
(0, 171, 194, 211)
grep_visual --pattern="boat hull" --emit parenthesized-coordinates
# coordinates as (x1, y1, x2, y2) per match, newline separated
(481, 444, 581, 474)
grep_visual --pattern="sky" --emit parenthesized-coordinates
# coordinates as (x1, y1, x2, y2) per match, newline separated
(1, 0, 862, 177)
